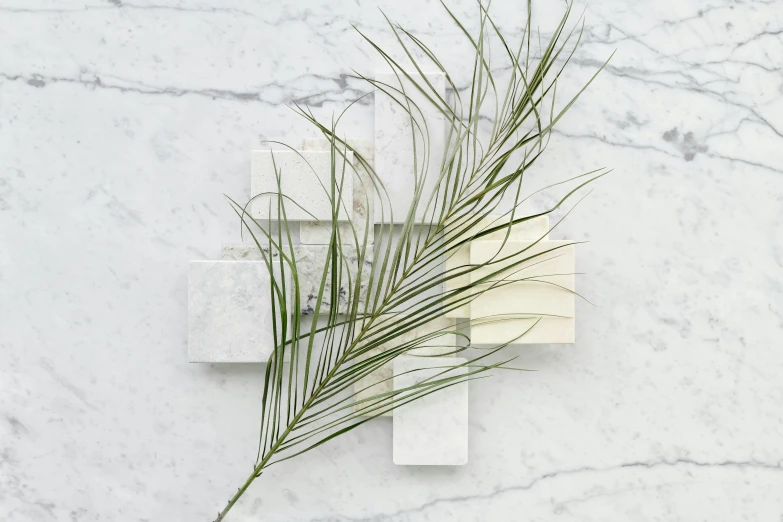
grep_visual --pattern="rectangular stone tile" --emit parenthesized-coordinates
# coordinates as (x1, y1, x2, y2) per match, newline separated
(393, 356, 468, 465)
(353, 316, 456, 417)
(469, 239, 575, 344)
(188, 261, 289, 363)
(250, 150, 354, 222)
(300, 138, 374, 245)
(374, 71, 446, 224)
(444, 215, 550, 318)
(222, 244, 372, 315)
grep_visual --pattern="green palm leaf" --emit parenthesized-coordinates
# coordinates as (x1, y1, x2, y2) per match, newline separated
(213, 2, 611, 520)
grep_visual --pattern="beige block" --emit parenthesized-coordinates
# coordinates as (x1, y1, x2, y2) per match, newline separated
(444, 215, 550, 318)
(353, 316, 456, 417)
(250, 150, 354, 222)
(469, 239, 575, 344)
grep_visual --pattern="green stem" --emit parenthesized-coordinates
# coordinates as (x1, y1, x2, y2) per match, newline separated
(213, 394, 306, 522)
(212, 326, 374, 522)
(213, 467, 262, 522)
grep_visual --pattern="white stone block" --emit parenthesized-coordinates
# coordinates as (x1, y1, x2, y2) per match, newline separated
(300, 138, 374, 245)
(250, 150, 354, 222)
(188, 261, 289, 363)
(469, 239, 575, 344)
(222, 244, 372, 315)
(393, 356, 468, 465)
(444, 215, 550, 318)
(353, 317, 456, 417)
(374, 71, 446, 223)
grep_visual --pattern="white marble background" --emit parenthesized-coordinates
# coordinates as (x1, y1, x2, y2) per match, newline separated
(1, 0, 782, 521)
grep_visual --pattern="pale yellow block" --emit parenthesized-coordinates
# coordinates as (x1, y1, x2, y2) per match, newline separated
(444, 246, 472, 318)
(469, 239, 575, 344)
(353, 316, 457, 417)
(444, 215, 550, 318)
(477, 214, 551, 242)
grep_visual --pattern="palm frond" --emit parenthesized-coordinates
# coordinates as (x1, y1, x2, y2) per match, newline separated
(213, 2, 610, 520)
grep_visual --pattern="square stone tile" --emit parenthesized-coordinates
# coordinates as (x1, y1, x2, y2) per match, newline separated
(375, 71, 446, 224)
(353, 316, 456, 417)
(444, 215, 550, 318)
(300, 138, 374, 245)
(250, 150, 354, 222)
(222, 244, 372, 315)
(188, 261, 289, 363)
(393, 356, 468, 465)
(469, 239, 575, 344)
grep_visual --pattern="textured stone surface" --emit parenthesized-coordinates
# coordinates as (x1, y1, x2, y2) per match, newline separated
(469, 239, 575, 344)
(375, 71, 446, 223)
(444, 215, 550, 318)
(250, 150, 354, 221)
(393, 356, 468, 465)
(222, 244, 372, 315)
(188, 261, 286, 363)
(7, 1, 783, 519)
(300, 138, 375, 245)
(354, 316, 457, 417)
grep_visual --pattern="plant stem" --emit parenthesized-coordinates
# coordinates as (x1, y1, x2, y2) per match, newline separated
(213, 408, 297, 521)
(212, 329, 373, 522)
(214, 467, 262, 522)
(214, 190, 464, 522)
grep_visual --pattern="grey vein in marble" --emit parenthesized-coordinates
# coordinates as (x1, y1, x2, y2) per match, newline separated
(3, 1, 783, 520)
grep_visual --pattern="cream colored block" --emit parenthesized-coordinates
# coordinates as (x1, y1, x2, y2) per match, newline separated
(444, 246, 472, 318)
(444, 215, 550, 318)
(353, 316, 456, 417)
(250, 150, 354, 221)
(474, 214, 551, 242)
(469, 239, 574, 344)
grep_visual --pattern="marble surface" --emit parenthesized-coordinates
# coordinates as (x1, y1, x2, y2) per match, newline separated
(188, 261, 281, 363)
(1, 1, 782, 521)
(393, 356, 468, 466)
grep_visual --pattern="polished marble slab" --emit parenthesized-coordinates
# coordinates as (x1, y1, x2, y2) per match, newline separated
(188, 261, 286, 362)
(393, 356, 468, 465)
(374, 71, 446, 223)
(3, 0, 783, 520)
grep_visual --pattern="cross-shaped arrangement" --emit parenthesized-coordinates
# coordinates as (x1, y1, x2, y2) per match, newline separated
(188, 71, 576, 467)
